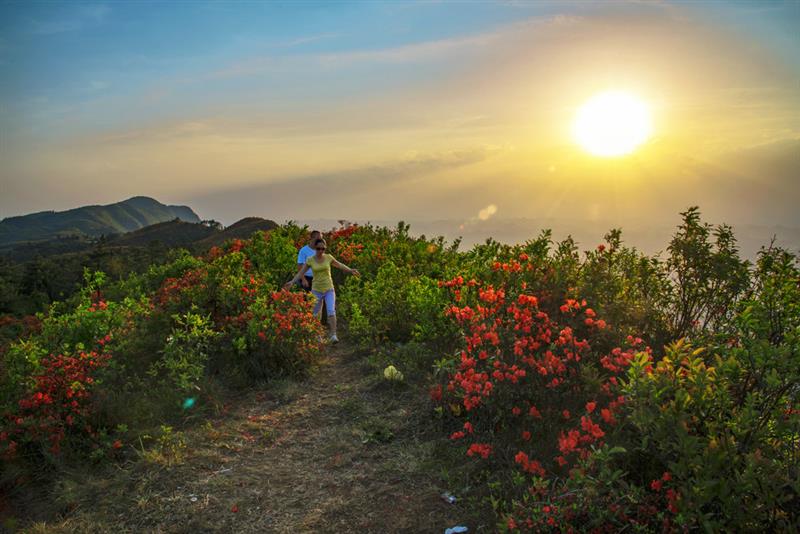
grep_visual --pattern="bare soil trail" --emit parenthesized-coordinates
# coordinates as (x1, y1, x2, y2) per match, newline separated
(23, 343, 482, 534)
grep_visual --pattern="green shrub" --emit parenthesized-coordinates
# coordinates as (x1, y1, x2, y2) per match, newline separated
(149, 308, 220, 392)
(0, 339, 48, 412)
(243, 228, 299, 287)
(340, 261, 457, 350)
(666, 206, 750, 338)
(622, 246, 800, 532)
(624, 337, 799, 530)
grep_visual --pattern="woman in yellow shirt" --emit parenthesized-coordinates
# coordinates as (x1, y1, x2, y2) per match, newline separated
(285, 238, 359, 343)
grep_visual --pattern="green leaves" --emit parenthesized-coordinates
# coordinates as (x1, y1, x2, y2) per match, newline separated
(667, 207, 750, 338)
(150, 308, 219, 392)
(623, 334, 799, 530)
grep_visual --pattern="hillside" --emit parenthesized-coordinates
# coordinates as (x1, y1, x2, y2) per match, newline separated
(108, 219, 217, 248)
(0, 216, 281, 316)
(0, 217, 281, 262)
(2, 214, 798, 532)
(0, 196, 200, 247)
(197, 217, 279, 248)
(100, 216, 280, 250)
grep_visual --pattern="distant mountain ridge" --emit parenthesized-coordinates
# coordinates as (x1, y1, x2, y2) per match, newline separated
(0, 196, 200, 246)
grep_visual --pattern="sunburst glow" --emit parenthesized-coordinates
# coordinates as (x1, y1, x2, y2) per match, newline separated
(573, 91, 653, 157)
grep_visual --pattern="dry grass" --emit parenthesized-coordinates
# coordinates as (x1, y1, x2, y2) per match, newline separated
(11, 344, 492, 533)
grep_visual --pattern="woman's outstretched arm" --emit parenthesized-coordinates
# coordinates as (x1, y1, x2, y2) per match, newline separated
(284, 264, 311, 289)
(331, 259, 360, 276)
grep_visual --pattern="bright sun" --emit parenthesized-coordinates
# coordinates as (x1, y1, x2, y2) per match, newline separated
(573, 91, 653, 157)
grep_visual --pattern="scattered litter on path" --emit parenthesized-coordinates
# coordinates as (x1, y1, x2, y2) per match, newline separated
(441, 492, 457, 504)
(189, 494, 198, 503)
(445, 526, 468, 534)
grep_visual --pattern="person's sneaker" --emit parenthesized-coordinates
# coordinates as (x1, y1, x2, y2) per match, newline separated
(329, 334, 339, 344)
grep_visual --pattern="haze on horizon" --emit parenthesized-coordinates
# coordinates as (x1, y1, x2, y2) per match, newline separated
(1, 1, 798, 252)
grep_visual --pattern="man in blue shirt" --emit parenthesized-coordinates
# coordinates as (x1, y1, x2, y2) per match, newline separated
(296, 230, 321, 291)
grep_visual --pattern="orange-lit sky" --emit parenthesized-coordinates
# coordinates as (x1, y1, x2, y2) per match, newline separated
(1, 1, 798, 246)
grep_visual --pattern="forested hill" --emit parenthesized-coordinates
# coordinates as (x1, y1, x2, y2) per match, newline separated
(0, 216, 279, 315)
(0, 196, 200, 246)
(103, 216, 279, 249)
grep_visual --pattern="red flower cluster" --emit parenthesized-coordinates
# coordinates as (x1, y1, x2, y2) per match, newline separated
(326, 224, 360, 243)
(335, 242, 365, 264)
(206, 245, 224, 260)
(322, 224, 367, 264)
(492, 259, 527, 273)
(514, 451, 546, 476)
(650, 471, 680, 514)
(239, 275, 264, 306)
(435, 273, 650, 520)
(269, 290, 318, 337)
(466, 442, 492, 459)
(86, 300, 108, 312)
(157, 268, 208, 306)
(2, 346, 111, 457)
(227, 239, 245, 253)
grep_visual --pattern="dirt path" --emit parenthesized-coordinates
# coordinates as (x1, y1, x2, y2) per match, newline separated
(23, 344, 479, 533)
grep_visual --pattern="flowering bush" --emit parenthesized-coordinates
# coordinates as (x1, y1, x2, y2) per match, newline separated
(1, 271, 146, 413)
(38, 271, 131, 351)
(234, 290, 323, 379)
(115, 249, 204, 299)
(436, 269, 644, 510)
(0, 226, 327, 468)
(1, 345, 111, 458)
(433, 238, 799, 531)
(325, 221, 459, 282)
(502, 447, 680, 532)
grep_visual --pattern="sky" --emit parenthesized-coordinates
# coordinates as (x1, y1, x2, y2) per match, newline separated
(1, 0, 798, 251)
